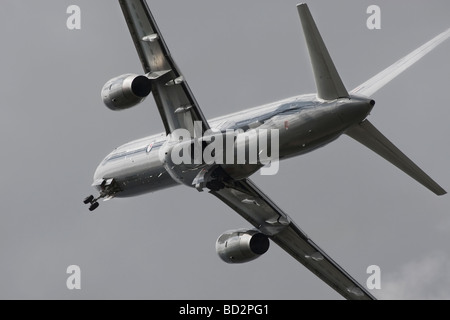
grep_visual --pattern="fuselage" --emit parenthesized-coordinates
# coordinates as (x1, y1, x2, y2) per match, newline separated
(93, 94, 374, 198)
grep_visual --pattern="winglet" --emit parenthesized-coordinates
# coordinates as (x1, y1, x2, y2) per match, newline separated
(297, 3, 349, 100)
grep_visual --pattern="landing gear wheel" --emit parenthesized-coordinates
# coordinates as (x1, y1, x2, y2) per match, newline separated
(89, 202, 100, 211)
(206, 180, 225, 192)
(83, 195, 94, 204)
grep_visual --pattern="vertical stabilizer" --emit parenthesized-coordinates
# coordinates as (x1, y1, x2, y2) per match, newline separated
(297, 4, 349, 100)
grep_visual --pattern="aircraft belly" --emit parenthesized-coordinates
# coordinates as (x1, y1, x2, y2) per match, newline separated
(94, 148, 178, 198)
(115, 171, 177, 197)
(264, 104, 349, 159)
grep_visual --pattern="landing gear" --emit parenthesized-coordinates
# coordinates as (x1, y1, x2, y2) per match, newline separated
(206, 180, 225, 192)
(83, 195, 94, 204)
(83, 194, 101, 211)
(83, 179, 120, 212)
(89, 202, 100, 211)
(192, 166, 228, 192)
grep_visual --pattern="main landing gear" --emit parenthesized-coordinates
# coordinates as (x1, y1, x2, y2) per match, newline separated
(83, 194, 101, 211)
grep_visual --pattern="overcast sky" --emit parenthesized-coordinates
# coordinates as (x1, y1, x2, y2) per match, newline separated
(1, 0, 449, 300)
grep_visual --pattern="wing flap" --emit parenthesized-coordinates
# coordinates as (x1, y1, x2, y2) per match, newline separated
(271, 225, 372, 300)
(212, 179, 293, 236)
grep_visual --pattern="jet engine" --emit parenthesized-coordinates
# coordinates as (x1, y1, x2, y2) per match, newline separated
(101, 74, 152, 111)
(216, 229, 270, 263)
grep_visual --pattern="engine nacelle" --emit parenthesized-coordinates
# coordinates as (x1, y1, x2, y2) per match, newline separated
(101, 74, 152, 111)
(216, 229, 270, 264)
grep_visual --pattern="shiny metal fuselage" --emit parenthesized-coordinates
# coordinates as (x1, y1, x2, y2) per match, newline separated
(93, 94, 373, 197)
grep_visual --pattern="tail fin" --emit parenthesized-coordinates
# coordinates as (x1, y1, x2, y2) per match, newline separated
(297, 3, 349, 100)
(346, 120, 446, 196)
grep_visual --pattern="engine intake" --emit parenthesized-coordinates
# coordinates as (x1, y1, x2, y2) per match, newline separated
(216, 229, 270, 264)
(102, 74, 152, 111)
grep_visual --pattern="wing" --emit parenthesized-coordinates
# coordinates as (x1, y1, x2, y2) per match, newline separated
(119, 0, 210, 135)
(211, 179, 376, 300)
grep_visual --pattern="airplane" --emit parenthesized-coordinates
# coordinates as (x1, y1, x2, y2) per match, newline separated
(83, 0, 449, 300)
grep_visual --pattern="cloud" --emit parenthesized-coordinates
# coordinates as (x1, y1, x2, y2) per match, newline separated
(379, 252, 450, 300)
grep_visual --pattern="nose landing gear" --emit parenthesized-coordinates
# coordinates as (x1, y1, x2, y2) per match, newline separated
(83, 194, 102, 211)
(84, 178, 120, 212)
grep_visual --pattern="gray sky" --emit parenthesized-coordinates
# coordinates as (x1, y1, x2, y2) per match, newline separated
(1, 0, 449, 299)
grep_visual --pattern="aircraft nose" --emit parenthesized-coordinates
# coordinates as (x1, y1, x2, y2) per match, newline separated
(336, 98, 375, 124)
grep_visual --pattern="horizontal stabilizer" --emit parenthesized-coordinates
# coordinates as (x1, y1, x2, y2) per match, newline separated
(352, 28, 450, 97)
(346, 120, 446, 196)
(297, 4, 349, 100)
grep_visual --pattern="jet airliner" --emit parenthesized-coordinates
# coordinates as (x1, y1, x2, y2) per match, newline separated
(84, 0, 449, 300)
